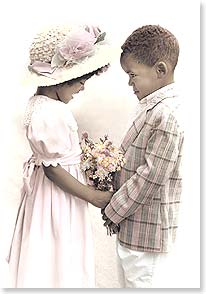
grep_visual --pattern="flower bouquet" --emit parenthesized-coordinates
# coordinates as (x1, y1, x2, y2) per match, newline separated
(80, 132, 126, 192)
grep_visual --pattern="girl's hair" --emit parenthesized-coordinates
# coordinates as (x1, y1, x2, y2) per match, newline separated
(37, 68, 100, 92)
(121, 25, 179, 71)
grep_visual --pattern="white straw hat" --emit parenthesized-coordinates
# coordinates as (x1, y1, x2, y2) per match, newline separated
(24, 24, 120, 87)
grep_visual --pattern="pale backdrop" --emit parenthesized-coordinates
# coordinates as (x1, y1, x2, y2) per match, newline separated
(0, 0, 200, 289)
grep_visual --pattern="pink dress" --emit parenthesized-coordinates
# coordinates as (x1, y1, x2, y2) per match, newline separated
(7, 95, 95, 288)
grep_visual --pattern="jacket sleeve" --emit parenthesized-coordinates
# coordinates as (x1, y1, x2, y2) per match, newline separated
(104, 111, 182, 224)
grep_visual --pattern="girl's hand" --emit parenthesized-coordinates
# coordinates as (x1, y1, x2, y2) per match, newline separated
(90, 190, 113, 208)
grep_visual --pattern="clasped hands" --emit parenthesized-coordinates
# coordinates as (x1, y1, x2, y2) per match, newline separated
(88, 184, 119, 235)
(101, 208, 120, 235)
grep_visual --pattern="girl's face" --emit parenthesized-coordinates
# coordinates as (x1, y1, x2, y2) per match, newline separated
(57, 78, 87, 104)
(120, 54, 160, 101)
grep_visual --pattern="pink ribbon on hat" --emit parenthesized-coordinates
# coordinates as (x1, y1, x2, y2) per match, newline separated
(29, 61, 56, 76)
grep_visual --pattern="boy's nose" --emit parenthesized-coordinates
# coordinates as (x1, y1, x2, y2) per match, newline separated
(128, 77, 133, 86)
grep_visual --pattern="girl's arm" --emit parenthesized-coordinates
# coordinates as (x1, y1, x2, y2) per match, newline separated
(43, 164, 112, 208)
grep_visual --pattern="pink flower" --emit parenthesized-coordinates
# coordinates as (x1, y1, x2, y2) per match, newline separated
(80, 133, 126, 191)
(103, 150, 111, 156)
(82, 132, 89, 139)
(58, 30, 96, 62)
(85, 25, 101, 38)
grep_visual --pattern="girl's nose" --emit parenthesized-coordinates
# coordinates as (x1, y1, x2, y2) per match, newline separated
(79, 81, 85, 91)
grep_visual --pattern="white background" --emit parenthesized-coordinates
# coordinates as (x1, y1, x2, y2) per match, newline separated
(0, 0, 201, 290)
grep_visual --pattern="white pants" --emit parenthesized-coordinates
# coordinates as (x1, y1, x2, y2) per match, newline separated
(116, 241, 168, 288)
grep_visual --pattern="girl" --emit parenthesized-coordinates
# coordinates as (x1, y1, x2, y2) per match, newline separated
(7, 24, 116, 288)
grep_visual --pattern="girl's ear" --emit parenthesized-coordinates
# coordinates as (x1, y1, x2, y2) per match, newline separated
(155, 61, 168, 78)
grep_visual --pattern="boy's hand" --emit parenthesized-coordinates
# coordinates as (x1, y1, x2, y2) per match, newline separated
(101, 210, 120, 235)
(106, 222, 120, 235)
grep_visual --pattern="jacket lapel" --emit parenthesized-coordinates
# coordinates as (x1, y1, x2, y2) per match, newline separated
(120, 97, 169, 153)
(120, 84, 177, 154)
(120, 108, 147, 153)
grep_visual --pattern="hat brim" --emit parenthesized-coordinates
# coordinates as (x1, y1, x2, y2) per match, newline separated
(23, 44, 121, 87)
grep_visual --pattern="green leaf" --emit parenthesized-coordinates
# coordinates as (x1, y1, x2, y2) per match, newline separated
(51, 52, 65, 68)
(95, 32, 106, 44)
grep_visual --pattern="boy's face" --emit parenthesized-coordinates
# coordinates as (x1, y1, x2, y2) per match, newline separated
(120, 54, 161, 100)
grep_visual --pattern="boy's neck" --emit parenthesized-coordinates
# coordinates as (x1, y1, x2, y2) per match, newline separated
(160, 75, 174, 89)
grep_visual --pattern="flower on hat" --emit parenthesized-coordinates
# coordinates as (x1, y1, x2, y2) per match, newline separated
(29, 25, 106, 77)
(85, 25, 101, 38)
(85, 25, 106, 43)
(51, 29, 98, 68)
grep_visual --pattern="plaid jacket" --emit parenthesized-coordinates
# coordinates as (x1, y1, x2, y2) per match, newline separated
(105, 83, 184, 252)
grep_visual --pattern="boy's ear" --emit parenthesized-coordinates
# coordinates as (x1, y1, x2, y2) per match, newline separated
(155, 61, 168, 78)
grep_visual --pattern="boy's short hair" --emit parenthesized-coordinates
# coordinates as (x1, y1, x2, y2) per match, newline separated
(121, 25, 179, 71)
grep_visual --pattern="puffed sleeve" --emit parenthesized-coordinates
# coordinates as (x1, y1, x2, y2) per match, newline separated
(27, 101, 78, 167)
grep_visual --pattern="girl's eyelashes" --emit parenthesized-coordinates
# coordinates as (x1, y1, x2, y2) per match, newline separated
(80, 80, 87, 86)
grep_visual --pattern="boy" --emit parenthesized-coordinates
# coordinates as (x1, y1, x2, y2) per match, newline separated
(102, 25, 184, 288)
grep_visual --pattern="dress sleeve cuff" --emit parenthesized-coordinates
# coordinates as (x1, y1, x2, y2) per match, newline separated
(42, 160, 59, 167)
